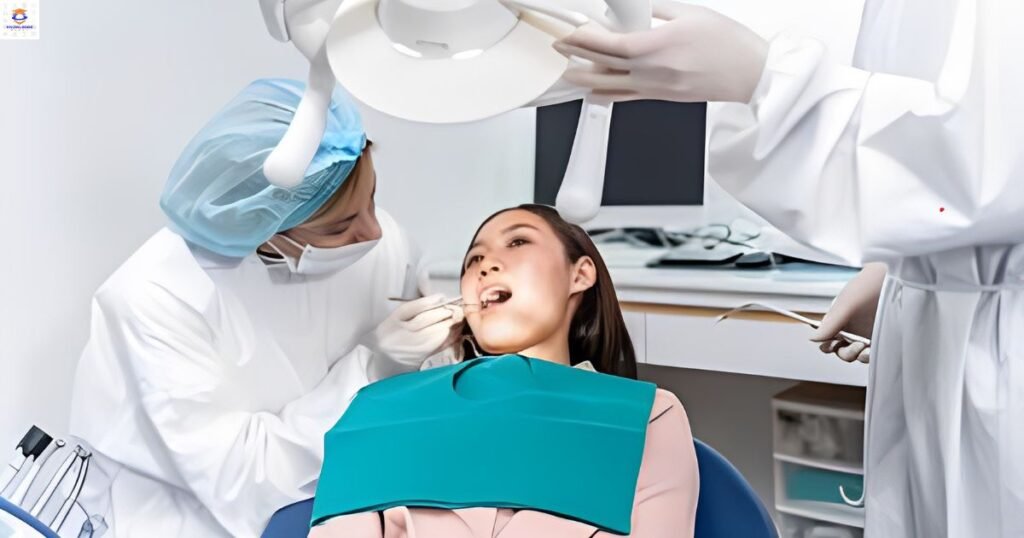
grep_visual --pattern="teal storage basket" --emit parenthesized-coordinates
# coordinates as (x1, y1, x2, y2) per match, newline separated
(785, 466, 863, 504)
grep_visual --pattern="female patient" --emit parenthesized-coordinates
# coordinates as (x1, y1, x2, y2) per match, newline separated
(309, 204, 699, 537)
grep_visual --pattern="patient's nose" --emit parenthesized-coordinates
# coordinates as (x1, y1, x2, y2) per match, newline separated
(479, 260, 501, 277)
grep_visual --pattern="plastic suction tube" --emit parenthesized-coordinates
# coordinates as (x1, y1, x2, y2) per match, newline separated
(555, 0, 651, 224)
(555, 96, 614, 224)
(262, 52, 336, 188)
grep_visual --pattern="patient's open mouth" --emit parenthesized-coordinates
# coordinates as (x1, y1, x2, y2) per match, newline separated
(479, 286, 513, 310)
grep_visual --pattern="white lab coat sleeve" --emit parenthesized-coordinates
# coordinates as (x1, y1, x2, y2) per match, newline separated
(707, 25, 1024, 266)
(95, 282, 369, 537)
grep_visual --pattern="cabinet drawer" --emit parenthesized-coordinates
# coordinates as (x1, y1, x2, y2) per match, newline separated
(622, 311, 646, 363)
(644, 310, 867, 386)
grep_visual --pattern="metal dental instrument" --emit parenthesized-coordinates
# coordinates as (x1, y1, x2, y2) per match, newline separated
(8, 438, 65, 506)
(387, 297, 479, 309)
(30, 445, 81, 517)
(52, 448, 91, 531)
(0, 426, 53, 495)
(715, 301, 872, 345)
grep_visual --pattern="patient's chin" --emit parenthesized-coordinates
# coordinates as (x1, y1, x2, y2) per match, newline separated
(475, 337, 530, 357)
(472, 321, 536, 357)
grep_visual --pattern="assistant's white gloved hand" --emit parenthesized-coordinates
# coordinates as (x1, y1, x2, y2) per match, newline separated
(365, 294, 465, 381)
(809, 263, 887, 364)
(552, 1, 769, 104)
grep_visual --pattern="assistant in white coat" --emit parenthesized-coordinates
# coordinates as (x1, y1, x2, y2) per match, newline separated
(557, 1, 1024, 535)
(708, 3, 1024, 536)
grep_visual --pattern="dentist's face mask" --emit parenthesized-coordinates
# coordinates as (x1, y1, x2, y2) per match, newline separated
(259, 144, 382, 275)
(264, 234, 380, 275)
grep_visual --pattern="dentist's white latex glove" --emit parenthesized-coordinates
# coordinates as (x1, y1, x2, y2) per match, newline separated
(809, 263, 887, 364)
(552, 1, 769, 104)
(365, 294, 465, 381)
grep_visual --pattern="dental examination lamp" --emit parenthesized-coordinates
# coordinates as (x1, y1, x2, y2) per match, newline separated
(258, 0, 651, 224)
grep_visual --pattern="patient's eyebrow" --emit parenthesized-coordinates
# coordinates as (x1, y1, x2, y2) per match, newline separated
(468, 223, 540, 251)
(501, 223, 540, 235)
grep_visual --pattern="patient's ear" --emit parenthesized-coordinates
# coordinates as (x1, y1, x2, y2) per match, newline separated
(569, 256, 597, 295)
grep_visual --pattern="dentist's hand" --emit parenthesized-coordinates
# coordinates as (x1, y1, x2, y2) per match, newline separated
(810, 263, 886, 364)
(366, 295, 465, 380)
(553, 1, 769, 103)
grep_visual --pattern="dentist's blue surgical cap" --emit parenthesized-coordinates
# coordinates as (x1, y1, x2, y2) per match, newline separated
(160, 78, 366, 258)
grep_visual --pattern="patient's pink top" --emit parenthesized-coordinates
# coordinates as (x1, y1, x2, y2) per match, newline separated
(308, 388, 699, 538)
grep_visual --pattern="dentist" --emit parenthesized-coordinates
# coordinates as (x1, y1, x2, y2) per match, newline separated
(68, 79, 463, 537)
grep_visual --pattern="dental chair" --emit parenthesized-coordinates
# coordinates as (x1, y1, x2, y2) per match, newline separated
(262, 497, 314, 538)
(262, 439, 778, 538)
(692, 438, 778, 538)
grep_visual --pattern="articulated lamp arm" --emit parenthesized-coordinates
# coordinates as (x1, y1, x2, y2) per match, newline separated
(257, 0, 345, 188)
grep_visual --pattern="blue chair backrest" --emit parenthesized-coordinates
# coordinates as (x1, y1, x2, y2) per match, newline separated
(263, 440, 778, 538)
(693, 438, 778, 538)
(261, 498, 314, 538)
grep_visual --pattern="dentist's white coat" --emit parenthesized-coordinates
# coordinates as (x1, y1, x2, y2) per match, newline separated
(69, 211, 419, 537)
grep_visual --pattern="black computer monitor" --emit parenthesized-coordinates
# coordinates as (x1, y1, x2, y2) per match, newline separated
(534, 99, 706, 228)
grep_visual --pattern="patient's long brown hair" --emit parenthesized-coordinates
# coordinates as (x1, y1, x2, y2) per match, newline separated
(459, 204, 638, 379)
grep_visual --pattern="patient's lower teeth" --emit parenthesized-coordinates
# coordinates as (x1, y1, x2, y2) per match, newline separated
(480, 291, 512, 310)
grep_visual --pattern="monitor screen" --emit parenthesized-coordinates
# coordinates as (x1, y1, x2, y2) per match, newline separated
(534, 100, 706, 207)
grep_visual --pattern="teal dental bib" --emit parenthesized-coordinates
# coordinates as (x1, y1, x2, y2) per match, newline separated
(311, 355, 657, 534)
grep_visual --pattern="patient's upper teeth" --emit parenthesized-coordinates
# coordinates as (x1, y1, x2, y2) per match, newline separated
(479, 286, 512, 309)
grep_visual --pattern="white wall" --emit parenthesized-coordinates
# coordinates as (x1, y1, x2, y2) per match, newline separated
(0, 0, 532, 447)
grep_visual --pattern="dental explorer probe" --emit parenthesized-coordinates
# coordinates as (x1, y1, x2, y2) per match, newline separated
(387, 297, 480, 310)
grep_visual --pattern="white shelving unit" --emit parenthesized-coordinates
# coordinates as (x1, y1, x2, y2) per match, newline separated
(773, 383, 866, 538)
